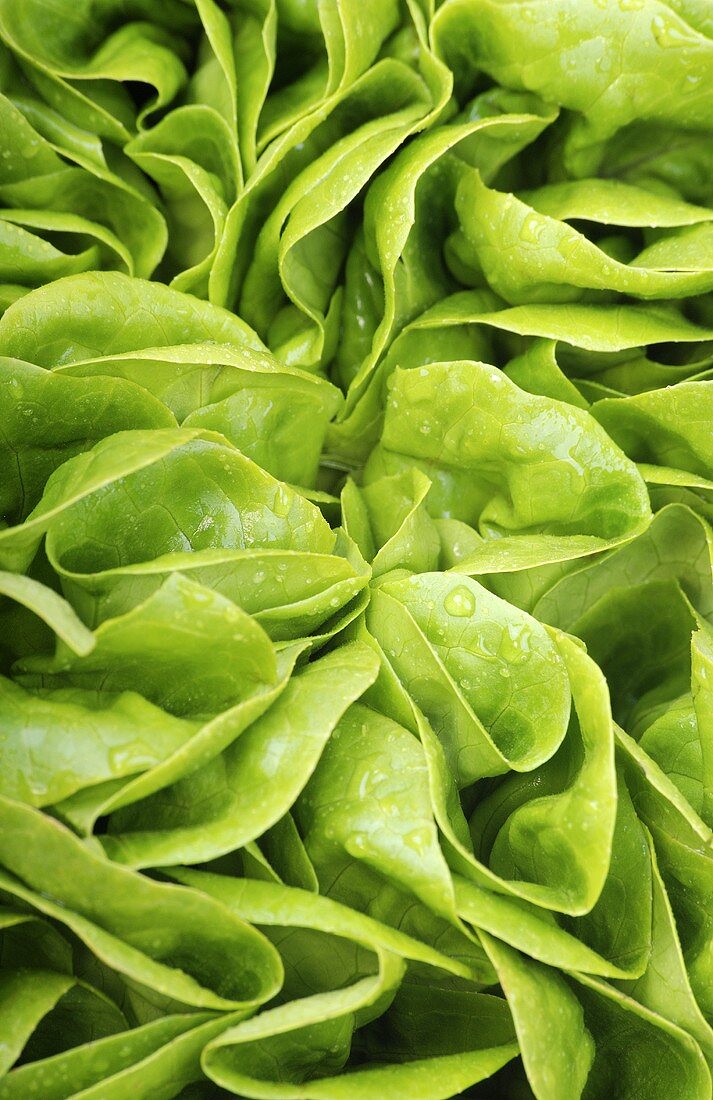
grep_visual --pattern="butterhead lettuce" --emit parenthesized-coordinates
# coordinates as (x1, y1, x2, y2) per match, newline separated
(0, 1, 711, 1097)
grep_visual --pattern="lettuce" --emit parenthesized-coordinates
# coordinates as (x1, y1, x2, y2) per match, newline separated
(0, 1, 711, 1097)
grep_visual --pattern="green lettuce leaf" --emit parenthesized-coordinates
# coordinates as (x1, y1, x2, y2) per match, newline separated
(0, 2, 710, 1096)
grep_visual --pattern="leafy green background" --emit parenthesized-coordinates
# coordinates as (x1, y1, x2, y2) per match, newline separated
(0, 0, 711, 1096)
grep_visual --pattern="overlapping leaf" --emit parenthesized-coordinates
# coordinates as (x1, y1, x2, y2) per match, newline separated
(0, 1, 711, 1097)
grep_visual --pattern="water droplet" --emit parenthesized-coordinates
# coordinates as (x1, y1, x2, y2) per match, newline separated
(403, 828, 430, 854)
(519, 214, 546, 245)
(272, 486, 292, 517)
(499, 623, 532, 664)
(444, 584, 476, 618)
(651, 13, 690, 47)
